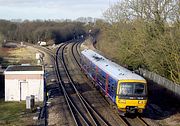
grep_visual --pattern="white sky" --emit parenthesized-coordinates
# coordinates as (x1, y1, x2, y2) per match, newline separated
(0, 0, 118, 20)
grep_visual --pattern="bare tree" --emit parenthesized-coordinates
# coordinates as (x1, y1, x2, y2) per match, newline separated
(101, 0, 180, 84)
(104, 0, 178, 24)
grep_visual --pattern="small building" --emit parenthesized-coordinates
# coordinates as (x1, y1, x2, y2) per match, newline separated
(38, 41, 47, 46)
(4, 65, 44, 102)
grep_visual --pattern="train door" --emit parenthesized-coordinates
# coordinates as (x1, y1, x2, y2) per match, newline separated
(108, 77, 117, 102)
(101, 71, 106, 90)
(91, 64, 96, 80)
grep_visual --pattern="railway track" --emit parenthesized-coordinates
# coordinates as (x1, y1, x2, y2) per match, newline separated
(68, 42, 129, 126)
(33, 43, 98, 125)
(32, 41, 150, 126)
(29, 45, 55, 126)
(32, 44, 76, 125)
(70, 42, 150, 126)
(56, 43, 111, 126)
(121, 116, 149, 126)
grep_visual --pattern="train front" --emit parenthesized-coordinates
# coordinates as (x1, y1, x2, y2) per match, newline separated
(116, 80, 148, 114)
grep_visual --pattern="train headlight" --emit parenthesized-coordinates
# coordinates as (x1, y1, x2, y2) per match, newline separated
(138, 101, 144, 104)
(119, 99, 126, 104)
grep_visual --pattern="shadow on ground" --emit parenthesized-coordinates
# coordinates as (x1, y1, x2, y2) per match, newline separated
(142, 80, 180, 120)
(0, 74, 4, 98)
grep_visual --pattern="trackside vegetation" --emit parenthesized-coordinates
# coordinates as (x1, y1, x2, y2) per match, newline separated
(0, 100, 40, 125)
(0, 1, 179, 85)
(0, 20, 86, 44)
(94, 0, 180, 84)
(0, 100, 26, 125)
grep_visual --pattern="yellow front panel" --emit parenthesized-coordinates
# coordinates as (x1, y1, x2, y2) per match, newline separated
(116, 99, 147, 109)
(116, 80, 147, 112)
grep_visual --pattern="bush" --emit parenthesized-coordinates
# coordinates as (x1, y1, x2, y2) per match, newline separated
(96, 20, 180, 84)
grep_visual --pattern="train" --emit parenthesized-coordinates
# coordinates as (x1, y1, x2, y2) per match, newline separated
(80, 49, 148, 115)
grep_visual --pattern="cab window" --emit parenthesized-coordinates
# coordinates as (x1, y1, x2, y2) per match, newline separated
(134, 84, 145, 94)
(120, 84, 133, 95)
(119, 82, 146, 96)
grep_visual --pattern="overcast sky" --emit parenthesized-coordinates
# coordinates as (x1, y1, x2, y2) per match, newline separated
(0, 0, 118, 20)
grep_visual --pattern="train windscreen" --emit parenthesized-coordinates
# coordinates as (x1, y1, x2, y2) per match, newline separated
(119, 82, 146, 96)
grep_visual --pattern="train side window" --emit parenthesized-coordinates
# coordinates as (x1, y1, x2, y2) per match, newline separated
(89, 67, 95, 74)
(112, 82, 116, 90)
(108, 77, 116, 89)
(97, 73, 106, 85)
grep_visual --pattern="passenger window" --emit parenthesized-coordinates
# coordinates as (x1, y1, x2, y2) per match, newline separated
(111, 86, 115, 90)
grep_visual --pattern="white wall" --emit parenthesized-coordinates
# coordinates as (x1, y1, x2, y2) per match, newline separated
(5, 79, 19, 101)
(5, 78, 44, 102)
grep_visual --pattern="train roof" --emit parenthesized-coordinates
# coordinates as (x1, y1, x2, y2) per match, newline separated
(81, 49, 145, 81)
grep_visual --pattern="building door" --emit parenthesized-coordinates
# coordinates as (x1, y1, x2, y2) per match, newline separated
(20, 82, 29, 101)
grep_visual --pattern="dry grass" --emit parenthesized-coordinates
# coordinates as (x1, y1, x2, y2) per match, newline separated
(0, 46, 39, 125)
(0, 48, 12, 57)
(0, 46, 38, 66)
(80, 39, 96, 51)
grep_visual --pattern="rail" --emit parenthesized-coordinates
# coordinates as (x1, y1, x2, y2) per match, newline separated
(72, 42, 149, 126)
(58, 43, 110, 126)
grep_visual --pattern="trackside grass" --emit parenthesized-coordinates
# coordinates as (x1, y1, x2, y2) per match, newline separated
(0, 100, 26, 125)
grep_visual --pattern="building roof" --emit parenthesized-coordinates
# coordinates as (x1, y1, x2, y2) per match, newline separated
(6, 65, 43, 71)
(4, 65, 44, 75)
(81, 49, 145, 81)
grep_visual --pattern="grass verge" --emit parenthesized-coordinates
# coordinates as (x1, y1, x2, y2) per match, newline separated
(0, 99, 26, 125)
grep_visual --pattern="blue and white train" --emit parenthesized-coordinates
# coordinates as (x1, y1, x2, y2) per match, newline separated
(80, 49, 148, 114)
